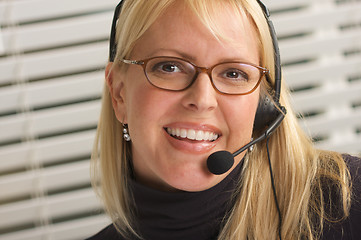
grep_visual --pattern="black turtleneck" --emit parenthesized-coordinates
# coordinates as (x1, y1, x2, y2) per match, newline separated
(130, 160, 243, 240)
(87, 160, 243, 240)
(86, 155, 361, 240)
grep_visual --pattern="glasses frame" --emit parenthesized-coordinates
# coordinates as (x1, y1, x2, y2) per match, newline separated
(121, 56, 269, 95)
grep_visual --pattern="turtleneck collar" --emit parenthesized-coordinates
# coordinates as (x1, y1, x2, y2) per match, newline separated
(129, 159, 244, 240)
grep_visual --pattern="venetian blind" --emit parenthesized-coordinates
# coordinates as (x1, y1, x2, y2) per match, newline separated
(0, 0, 360, 239)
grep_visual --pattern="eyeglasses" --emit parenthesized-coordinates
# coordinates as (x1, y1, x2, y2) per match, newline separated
(121, 56, 269, 95)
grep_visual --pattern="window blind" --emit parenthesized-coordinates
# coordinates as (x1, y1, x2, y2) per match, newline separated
(0, 0, 360, 239)
(265, 0, 361, 154)
(0, 0, 116, 239)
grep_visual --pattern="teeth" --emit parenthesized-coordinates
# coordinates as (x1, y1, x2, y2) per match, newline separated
(188, 129, 196, 140)
(166, 128, 219, 141)
(180, 129, 187, 138)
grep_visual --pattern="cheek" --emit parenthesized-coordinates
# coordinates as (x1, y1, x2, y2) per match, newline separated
(124, 78, 178, 139)
(127, 87, 154, 121)
(127, 88, 174, 121)
(224, 92, 259, 139)
(124, 70, 161, 122)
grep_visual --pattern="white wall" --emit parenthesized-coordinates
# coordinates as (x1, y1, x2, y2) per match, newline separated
(0, 0, 360, 239)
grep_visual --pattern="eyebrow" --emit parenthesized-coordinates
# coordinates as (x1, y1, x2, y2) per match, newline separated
(144, 48, 258, 66)
(146, 48, 197, 62)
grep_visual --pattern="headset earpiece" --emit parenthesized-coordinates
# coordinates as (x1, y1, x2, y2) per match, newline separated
(254, 95, 280, 132)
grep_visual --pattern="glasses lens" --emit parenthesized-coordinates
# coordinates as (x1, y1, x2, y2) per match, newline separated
(145, 57, 195, 90)
(212, 63, 261, 94)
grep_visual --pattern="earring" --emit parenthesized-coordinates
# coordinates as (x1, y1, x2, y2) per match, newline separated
(122, 123, 131, 142)
(249, 138, 254, 152)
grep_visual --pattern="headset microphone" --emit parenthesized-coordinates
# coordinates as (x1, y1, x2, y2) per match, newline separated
(207, 107, 285, 175)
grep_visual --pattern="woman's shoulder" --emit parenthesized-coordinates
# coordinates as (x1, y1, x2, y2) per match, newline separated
(321, 154, 361, 239)
(344, 154, 361, 205)
(345, 154, 361, 223)
(344, 154, 361, 178)
(85, 224, 124, 240)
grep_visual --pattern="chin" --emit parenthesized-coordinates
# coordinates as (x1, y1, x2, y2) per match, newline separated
(164, 169, 224, 192)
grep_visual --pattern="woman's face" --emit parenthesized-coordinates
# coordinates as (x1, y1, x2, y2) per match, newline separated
(108, 2, 261, 192)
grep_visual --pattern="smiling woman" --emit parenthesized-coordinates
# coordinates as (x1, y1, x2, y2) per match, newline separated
(87, 0, 361, 240)
(106, 0, 262, 193)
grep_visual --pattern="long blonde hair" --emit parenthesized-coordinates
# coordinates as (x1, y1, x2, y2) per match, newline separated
(91, 0, 351, 239)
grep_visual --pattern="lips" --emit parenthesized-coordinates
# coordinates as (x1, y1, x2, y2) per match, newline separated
(166, 127, 219, 141)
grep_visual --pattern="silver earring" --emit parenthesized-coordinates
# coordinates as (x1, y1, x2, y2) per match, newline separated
(122, 123, 131, 141)
(249, 138, 254, 152)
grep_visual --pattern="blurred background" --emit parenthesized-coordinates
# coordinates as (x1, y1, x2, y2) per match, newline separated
(0, 0, 360, 239)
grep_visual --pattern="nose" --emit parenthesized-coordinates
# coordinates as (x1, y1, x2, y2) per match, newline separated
(181, 72, 218, 112)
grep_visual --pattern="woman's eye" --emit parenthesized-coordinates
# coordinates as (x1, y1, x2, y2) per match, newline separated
(162, 64, 179, 72)
(226, 71, 239, 78)
(223, 69, 249, 80)
(153, 62, 182, 73)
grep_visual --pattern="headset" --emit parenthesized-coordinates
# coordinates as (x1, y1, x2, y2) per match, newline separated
(108, 1, 286, 239)
(254, 0, 286, 133)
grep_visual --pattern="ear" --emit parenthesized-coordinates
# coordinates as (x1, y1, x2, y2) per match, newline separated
(105, 62, 127, 123)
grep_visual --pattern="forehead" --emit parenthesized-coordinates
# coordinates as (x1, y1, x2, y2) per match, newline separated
(131, 1, 260, 64)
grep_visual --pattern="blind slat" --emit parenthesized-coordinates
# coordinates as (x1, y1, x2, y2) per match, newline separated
(292, 81, 361, 113)
(285, 56, 361, 89)
(274, 3, 361, 36)
(0, 161, 91, 201)
(0, 130, 95, 173)
(0, 188, 101, 229)
(301, 108, 361, 137)
(0, 101, 100, 143)
(0, 215, 110, 240)
(0, 0, 117, 25)
(0, 71, 103, 114)
(280, 29, 361, 63)
(0, 41, 107, 85)
(2, 12, 113, 54)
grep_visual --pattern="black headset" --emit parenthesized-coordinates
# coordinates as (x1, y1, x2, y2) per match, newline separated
(253, 0, 286, 135)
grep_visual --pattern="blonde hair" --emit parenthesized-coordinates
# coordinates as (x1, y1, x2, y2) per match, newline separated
(91, 0, 351, 239)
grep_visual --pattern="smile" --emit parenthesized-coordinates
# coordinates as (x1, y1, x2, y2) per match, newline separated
(166, 127, 219, 141)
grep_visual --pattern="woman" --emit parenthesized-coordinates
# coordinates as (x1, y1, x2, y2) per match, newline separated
(88, 0, 361, 239)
